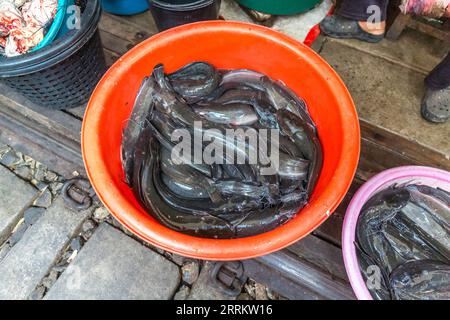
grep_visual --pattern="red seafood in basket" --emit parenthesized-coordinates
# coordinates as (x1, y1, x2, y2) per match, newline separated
(0, 0, 57, 56)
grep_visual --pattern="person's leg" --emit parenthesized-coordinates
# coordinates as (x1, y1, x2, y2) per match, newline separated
(425, 53, 450, 90)
(320, 0, 389, 43)
(339, 0, 389, 22)
(421, 53, 450, 123)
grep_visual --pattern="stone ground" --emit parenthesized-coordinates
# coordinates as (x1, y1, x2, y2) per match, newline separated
(1, 0, 448, 301)
(0, 146, 282, 300)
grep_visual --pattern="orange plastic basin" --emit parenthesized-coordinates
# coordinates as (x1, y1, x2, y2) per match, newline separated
(82, 21, 360, 261)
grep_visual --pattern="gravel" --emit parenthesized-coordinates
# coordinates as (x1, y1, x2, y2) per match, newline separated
(70, 237, 83, 251)
(93, 207, 109, 221)
(181, 260, 200, 285)
(81, 219, 96, 240)
(33, 189, 52, 209)
(173, 285, 190, 300)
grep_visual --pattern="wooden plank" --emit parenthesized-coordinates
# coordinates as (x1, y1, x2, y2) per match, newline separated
(124, 11, 159, 32)
(99, 13, 155, 45)
(100, 30, 134, 56)
(242, 259, 327, 300)
(360, 119, 450, 171)
(255, 250, 355, 300)
(386, 13, 412, 40)
(0, 88, 81, 144)
(0, 92, 84, 177)
(286, 235, 348, 282)
(409, 18, 450, 42)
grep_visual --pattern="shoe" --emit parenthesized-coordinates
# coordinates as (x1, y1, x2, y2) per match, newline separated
(421, 87, 450, 123)
(320, 15, 384, 43)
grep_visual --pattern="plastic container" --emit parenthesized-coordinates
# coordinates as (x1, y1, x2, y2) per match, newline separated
(32, 0, 68, 52)
(236, 0, 323, 15)
(148, 0, 221, 31)
(101, 0, 149, 16)
(82, 21, 360, 261)
(56, 0, 76, 38)
(0, 0, 107, 109)
(342, 166, 450, 300)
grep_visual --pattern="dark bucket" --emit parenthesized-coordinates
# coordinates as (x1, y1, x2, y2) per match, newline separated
(148, 0, 221, 32)
(0, 0, 107, 109)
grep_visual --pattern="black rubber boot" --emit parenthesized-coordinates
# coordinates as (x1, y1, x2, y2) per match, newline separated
(421, 87, 450, 123)
(320, 15, 384, 43)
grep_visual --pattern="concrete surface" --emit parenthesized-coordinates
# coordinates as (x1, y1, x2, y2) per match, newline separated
(332, 28, 450, 75)
(0, 197, 90, 300)
(45, 223, 180, 300)
(320, 39, 450, 158)
(0, 166, 37, 244)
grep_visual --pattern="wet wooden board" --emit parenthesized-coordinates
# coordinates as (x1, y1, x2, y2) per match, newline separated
(0, 11, 447, 300)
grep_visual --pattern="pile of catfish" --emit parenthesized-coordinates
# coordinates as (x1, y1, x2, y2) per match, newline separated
(356, 184, 450, 300)
(121, 62, 323, 239)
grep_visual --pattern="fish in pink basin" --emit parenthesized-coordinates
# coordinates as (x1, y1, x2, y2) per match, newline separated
(356, 183, 450, 300)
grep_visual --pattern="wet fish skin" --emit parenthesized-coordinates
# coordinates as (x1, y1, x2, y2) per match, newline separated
(160, 146, 221, 203)
(193, 102, 259, 126)
(276, 109, 322, 198)
(278, 135, 304, 158)
(156, 157, 262, 217)
(222, 164, 257, 182)
(222, 164, 245, 180)
(277, 109, 314, 160)
(162, 173, 210, 200)
(151, 108, 186, 142)
(202, 69, 267, 102)
(123, 62, 322, 239)
(168, 62, 220, 103)
(152, 64, 207, 127)
(355, 243, 392, 300)
(220, 69, 266, 90)
(356, 186, 450, 300)
(251, 91, 279, 129)
(189, 121, 270, 174)
(211, 164, 223, 181)
(262, 76, 317, 134)
(390, 260, 450, 300)
(400, 201, 450, 260)
(121, 76, 156, 185)
(356, 188, 411, 273)
(278, 176, 304, 195)
(406, 185, 450, 232)
(147, 114, 213, 178)
(280, 190, 307, 204)
(213, 180, 279, 204)
(384, 212, 448, 263)
(130, 115, 155, 205)
(407, 184, 450, 205)
(361, 187, 411, 213)
(210, 88, 258, 105)
(136, 139, 236, 239)
(234, 201, 305, 238)
(278, 152, 309, 180)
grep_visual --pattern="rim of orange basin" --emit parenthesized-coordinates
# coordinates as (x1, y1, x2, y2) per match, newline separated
(82, 21, 360, 261)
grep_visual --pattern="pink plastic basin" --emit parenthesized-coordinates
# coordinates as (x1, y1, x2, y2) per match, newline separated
(342, 166, 450, 300)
